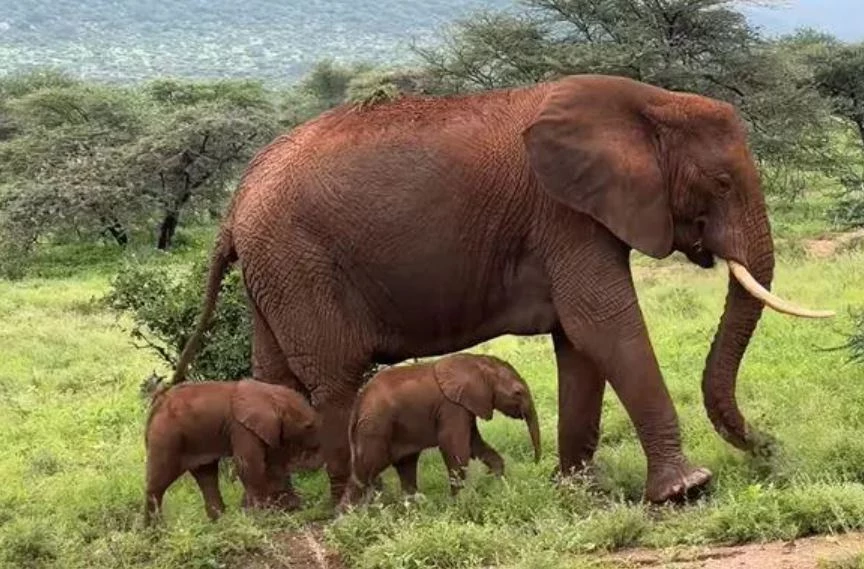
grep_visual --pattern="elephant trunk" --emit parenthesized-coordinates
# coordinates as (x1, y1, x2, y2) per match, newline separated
(701, 212, 775, 455)
(523, 398, 542, 463)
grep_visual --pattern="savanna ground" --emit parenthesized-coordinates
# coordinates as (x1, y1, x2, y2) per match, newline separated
(2, 195, 864, 569)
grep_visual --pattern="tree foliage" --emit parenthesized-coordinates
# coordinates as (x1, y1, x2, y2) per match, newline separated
(415, 0, 840, 198)
(777, 36, 864, 228)
(123, 95, 277, 249)
(811, 43, 864, 145)
(105, 259, 252, 380)
(0, 74, 279, 270)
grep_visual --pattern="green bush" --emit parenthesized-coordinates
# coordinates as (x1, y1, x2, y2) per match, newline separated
(104, 257, 251, 380)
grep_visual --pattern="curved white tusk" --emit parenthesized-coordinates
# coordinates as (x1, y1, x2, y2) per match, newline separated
(727, 260, 835, 319)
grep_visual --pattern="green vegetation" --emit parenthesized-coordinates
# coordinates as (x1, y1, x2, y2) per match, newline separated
(3, 1, 864, 568)
(822, 554, 864, 569)
(1, 216, 862, 568)
(105, 249, 252, 380)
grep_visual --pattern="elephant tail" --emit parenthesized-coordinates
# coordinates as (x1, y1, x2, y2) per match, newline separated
(170, 226, 237, 385)
(144, 377, 171, 443)
(348, 396, 359, 473)
(347, 390, 367, 487)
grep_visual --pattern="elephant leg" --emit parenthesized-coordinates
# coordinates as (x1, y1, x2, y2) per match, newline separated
(190, 461, 225, 521)
(394, 452, 421, 495)
(552, 326, 606, 477)
(438, 426, 472, 496)
(318, 390, 359, 503)
(144, 451, 183, 526)
(338, 433, 389, 511)
(245, 249, 375, 505)
(251, 303, 308, 396)
(469, 424, 504, 477)
(267, 459, 302, 511)
(232, 433, 270, 509)
(251, 301, 324, 504)
(549, 243, 710, 504)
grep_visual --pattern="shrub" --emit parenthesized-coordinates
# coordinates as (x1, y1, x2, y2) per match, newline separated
(104, 257, 251, 380)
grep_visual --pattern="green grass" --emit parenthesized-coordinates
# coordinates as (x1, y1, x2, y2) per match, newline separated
(1, 221, 863, 568)
(822, 554, 864, 569)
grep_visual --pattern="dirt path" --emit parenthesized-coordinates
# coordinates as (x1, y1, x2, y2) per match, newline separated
(800, 228, 864, 259)
(234, 526, 347, 569)
(609, 532, 864, 569)
(237, 526, 864, 569)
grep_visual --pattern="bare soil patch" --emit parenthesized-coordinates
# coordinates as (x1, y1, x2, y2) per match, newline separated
(233, 525, 347, 569)
(609, 532, 864, 569)
(234, 526, 864, 569)
(801, 229, 864, 259)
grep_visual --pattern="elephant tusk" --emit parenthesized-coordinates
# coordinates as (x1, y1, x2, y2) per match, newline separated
(727, 260, 835, 319)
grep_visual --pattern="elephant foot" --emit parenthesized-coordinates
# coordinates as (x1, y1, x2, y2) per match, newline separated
(645, 463, 712, 504)
(334, 478, 366, 515)
(335, 496, 353, 515)
(329, 477, 350, 504)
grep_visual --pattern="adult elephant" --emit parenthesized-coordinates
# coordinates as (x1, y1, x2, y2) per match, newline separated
(171, 74, 833, 504)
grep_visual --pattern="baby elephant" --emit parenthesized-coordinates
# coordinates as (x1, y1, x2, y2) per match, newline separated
(339, 353, 541, 509)
(144, 378, 321, 524)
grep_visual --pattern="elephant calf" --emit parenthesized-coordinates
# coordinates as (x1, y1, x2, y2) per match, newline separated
(339, 354, 541, 510)
(144, 379, 321, 524)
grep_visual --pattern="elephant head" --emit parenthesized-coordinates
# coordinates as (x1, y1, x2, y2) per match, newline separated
(232, 380, 321, 455)
(523, 75, 833, 454)
(433, 354, 542, 462)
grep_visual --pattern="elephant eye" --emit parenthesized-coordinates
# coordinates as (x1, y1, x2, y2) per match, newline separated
(715, 173, 732, 194)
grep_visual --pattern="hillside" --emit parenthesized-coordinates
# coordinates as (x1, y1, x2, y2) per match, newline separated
(0, 0, 860, 85)
(0, 0, 514, 83)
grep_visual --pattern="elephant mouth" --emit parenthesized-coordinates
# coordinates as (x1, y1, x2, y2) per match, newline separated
(684, 238, 716, 269)
(686, 237, 833, 318)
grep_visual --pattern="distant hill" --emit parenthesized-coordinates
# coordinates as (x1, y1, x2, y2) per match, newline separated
(0, 0, 859, 84)
(0, 0, 517, 83)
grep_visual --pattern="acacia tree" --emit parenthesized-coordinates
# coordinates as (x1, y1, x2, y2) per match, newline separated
(812, 42, 864, 147)
(128, 79, 279, 249)
(815, 44, 864, 228)
(418, 0, 771, 94)
(0, 77, 147, 256)
(414, 0, 837, 197)
(128, 101, 276, 249)
(0, 74, 279, 262)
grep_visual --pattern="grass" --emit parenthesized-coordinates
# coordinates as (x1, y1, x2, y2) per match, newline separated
(822, 554, 864, 569)
(1, 217, 863, 568)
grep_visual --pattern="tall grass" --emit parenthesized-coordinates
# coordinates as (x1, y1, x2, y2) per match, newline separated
(1, 236, 862, 568)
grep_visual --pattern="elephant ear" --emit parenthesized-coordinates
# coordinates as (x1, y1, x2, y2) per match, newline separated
(433, 355, 494, 420)
(523, 75, 673, 259)
(232, 380, 282, 447)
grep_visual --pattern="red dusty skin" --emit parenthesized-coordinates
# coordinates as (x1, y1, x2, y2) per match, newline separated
(523, 399, 542, 463)
(702, 212, 777, 456)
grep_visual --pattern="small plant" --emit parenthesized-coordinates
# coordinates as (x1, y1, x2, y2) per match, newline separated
(846, 310, 864, 365)
(104, 257, 252, 380)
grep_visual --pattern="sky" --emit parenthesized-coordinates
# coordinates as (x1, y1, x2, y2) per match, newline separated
(743, 0, 864, 41)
